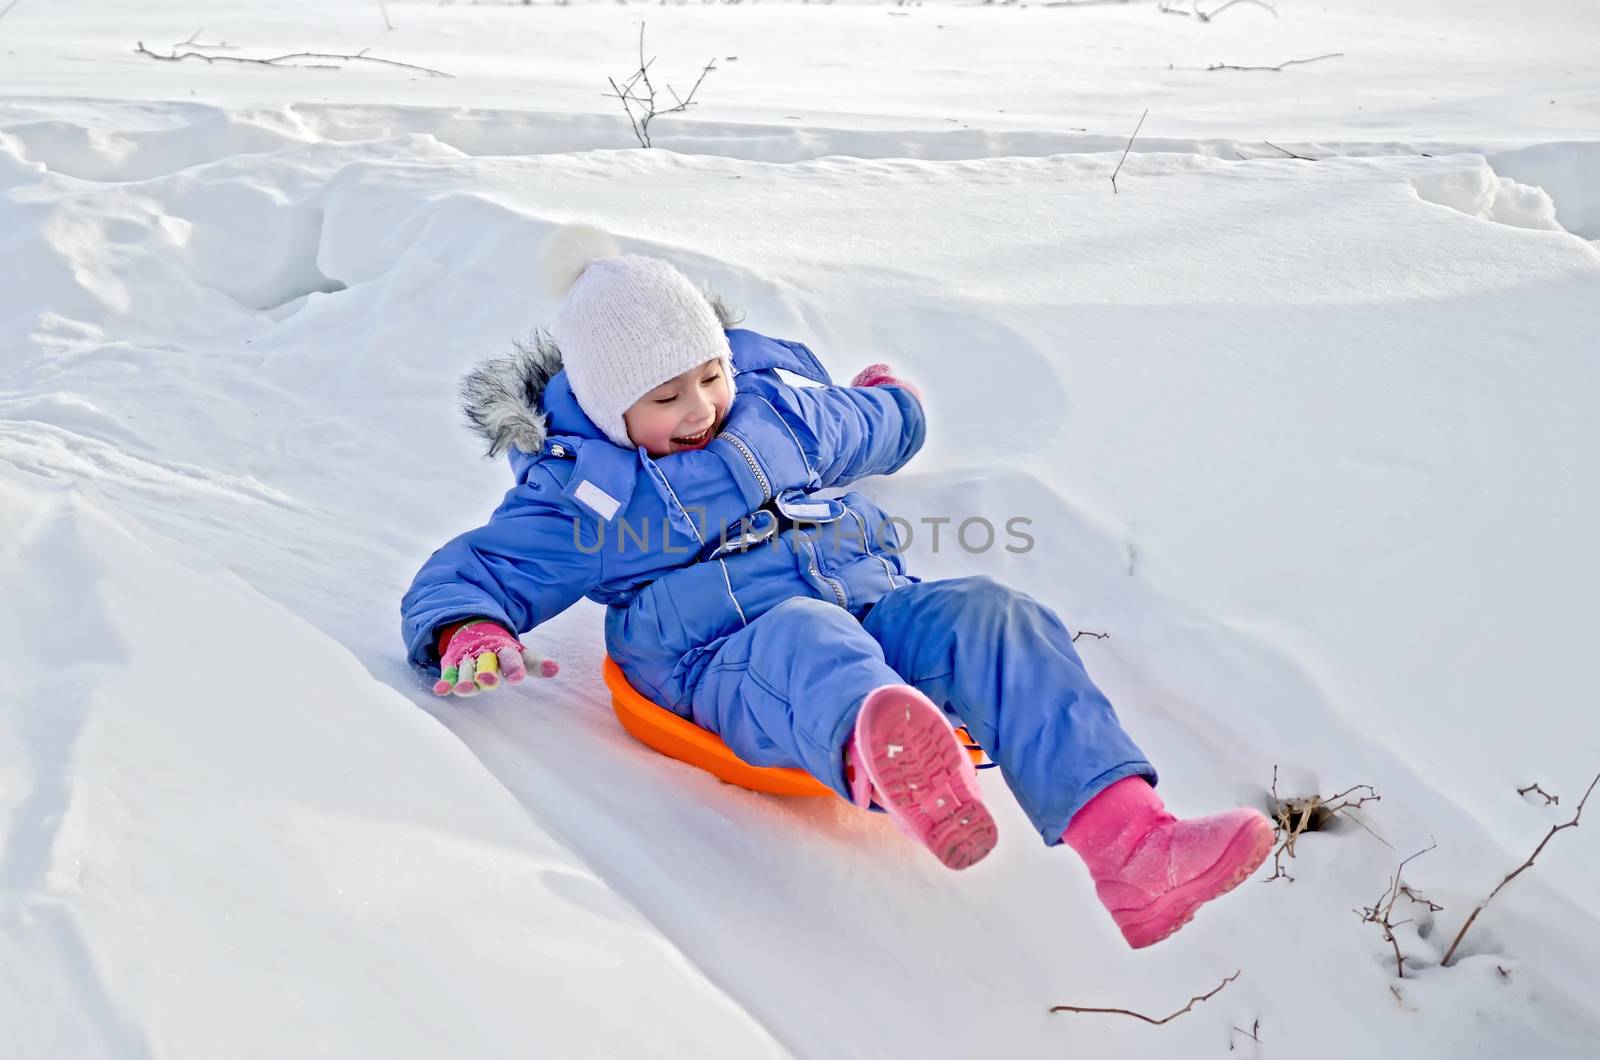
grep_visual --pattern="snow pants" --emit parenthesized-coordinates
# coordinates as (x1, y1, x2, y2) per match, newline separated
(688, 575, 1157, 844)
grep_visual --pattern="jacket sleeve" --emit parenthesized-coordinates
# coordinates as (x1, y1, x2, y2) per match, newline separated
(772, 381, 926, 489)
(400, 467, 602, 672)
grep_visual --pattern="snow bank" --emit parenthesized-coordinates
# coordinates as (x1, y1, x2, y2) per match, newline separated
(0, 468, 781, 1058)
(1491, 142, 1600, 240)
(1410, 159, 1562, 232)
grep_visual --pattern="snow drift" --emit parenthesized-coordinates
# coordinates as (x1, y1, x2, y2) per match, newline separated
(3, 1, 1599, 1057)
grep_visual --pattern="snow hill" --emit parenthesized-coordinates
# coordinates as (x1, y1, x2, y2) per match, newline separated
(2, 2, 1598, 1057)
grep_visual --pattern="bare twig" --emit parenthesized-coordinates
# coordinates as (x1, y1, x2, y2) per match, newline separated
(1517, 782, 1559, 805)
(377, 0, 394, 31)
(1360, 901, 1404, 979)
(1265, 767, 1384, 882)
(1263, 140, 1317, 161)
(1399, 884, 1443, 913)
(1265, 765, 1304, 881)
(1323, 783, 1382, 806)
(1356, 840, 1439, 978)
(1229, 1018, 1263, 1049)
(607, 76, 649, 147)
(605, 23, 716, 148)
(1111, 108, 1148, 195)
(134, 42, 452, 77)
(1208, 53, 1344, 72)
(1338, 805, 1396, 850)
(1197, 0, 1277, 20)
(1161, 0, 1277, 19)
(1051, 971, 1240, 1023)
(1072, 630, 1110, 643)
(1441, 770, 1599, 967)
(0, 0, 24, 21)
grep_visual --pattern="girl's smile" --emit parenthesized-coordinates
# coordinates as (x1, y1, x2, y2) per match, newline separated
(670, 422, 718, 452)
(622, 357, 733, 457)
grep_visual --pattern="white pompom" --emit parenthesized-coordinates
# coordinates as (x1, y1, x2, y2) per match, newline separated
(538, 223, 622, 301)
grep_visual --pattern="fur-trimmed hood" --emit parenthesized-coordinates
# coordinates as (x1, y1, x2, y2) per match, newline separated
(459, 332, 568, 459)
(459, 296, 743, 459)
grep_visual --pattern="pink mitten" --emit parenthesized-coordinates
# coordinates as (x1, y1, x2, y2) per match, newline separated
(850, 363, 922, 402)
(433, 620, 559, 697)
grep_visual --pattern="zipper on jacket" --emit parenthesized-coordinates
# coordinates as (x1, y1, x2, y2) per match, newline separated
(717, 429, 771, 502)
(806, 539, 849, 608)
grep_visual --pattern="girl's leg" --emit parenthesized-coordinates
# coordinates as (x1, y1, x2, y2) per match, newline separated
(863, 576, 1273, 947)
(689, 596, 996, 867)
(861, 575, 1155, 844)
(689, 596, 897, 798)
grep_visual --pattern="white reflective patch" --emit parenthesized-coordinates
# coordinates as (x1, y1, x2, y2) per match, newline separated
(783, 501, 833, 519)
(574, 479, 621, 520)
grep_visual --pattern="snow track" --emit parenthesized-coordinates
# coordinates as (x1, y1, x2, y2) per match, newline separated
(3, 2, 1600, 1056)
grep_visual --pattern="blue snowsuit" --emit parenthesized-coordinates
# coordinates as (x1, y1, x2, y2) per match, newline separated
(402, 329, 1154, 842)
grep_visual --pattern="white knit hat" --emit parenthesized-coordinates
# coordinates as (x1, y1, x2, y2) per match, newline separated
(540, 224, 734, 448)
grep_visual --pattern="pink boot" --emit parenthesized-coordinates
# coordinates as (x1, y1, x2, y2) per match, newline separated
(849, 685, 998, 870)
(1062, 776, 1273, 949)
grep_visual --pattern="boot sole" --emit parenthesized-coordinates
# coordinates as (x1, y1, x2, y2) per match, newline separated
(1119, 814, 1275, 949)
(857, 689, 998, 870)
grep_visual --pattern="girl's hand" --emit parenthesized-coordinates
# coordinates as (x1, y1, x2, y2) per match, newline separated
(433, 620, 559, 697)
(850, 363, 922, 402)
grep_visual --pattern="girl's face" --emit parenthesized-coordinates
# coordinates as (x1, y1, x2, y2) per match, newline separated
(623, 358, 733, 457)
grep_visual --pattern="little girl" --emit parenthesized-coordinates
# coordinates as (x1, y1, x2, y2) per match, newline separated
(402, 225, 1273, 949)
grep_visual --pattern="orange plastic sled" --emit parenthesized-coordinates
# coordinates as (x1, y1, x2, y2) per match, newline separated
(603, 656, 985, 797)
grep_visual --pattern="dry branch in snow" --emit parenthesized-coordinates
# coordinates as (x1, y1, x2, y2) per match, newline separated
(1356, 840, 1439, 979)
(1441, 770, 1600, 966)
(1208, 53, 1343, 72)
(1071, 629, 1109, 643)
(1111, 108, 1148, 194)
(1263, 140, 1316, 161)
(1229, 1018, 1263, 1050)
(1160, 0, 1277, 20)
(1051, 971, 1241, 1024)
(1517, 782, 1559, 805)
(1265, 767, 1383, 882)
(606, 23, 716, 149)
(134, 42, 453, 77)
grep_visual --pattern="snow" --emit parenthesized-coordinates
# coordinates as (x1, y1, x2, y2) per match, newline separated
(0, 475, 780, 1059)
(3, 1, 1599, 1057)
